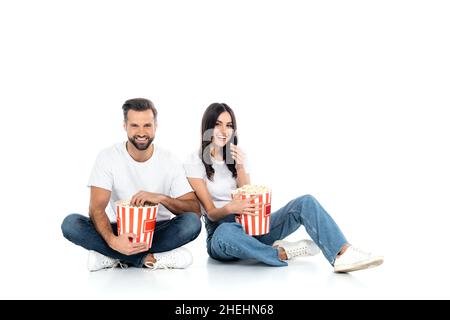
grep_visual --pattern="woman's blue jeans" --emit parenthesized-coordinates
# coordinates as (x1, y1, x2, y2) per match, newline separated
(208, 195, 348, 267)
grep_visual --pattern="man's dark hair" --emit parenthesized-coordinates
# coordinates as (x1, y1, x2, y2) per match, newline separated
(122, 98, 158, 121)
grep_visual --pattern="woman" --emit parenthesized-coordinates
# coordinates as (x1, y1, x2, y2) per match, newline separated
(184, 103, 383, 272)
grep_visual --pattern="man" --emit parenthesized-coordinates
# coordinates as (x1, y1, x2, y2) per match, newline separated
(61, 98, 202, 271)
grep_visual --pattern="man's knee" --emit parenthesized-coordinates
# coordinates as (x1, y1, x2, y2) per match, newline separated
(61, 214, 85, 241)
(179, 212, 202, 239)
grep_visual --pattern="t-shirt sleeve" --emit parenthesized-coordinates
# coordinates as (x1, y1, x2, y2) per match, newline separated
(87, 150, 113, 191)
(183, 153, 207, 179)
(170, 158, 194, 198)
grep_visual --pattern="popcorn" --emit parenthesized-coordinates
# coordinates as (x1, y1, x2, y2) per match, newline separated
(233, 184, 271, 196)
(233, 185, 272, 236)
(115, 200, 159, 248)
(115, 200, 157, 207)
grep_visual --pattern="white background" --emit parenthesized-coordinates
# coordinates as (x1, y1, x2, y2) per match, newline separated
(0, 0, 449, 299)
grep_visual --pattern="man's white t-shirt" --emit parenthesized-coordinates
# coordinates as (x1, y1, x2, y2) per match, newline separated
(183, 151, 250, 216)
(88, 142, 193, 222)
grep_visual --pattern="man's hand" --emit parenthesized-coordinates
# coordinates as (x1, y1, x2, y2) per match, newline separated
(109, 233, 149, 256)
(130, 191, 164, 207)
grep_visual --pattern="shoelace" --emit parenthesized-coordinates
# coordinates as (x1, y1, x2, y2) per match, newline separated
(145, 262, 168, 271)
(144, 253, 178, 270)
(105, 260, 128, 270)
(287, 246, 308, 257)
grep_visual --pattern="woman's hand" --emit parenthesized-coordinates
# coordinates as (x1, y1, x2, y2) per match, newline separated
(225, 193, 263, 216)
(230, 144, 246, 169)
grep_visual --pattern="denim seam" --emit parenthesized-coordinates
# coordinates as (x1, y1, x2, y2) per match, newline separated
(215, 235, 285, 266)
(293, 205, 336, 264)
(216, 237, 242, 258)
(269, 208, 301, 234)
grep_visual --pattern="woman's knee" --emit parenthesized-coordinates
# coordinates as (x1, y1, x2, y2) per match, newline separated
(293, 194, 320, 218)
(297, 194, 316, 204)
(295, 194, 319, 209)
(209, 225, 243, 261)
(213, 223, 244, 245)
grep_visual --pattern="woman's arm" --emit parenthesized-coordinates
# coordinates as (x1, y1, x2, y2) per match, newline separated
(236, 164, 250, 187)
(187, 178, 258, 222)
(230, 144, 250, 187)
(186, 178, 230, 221)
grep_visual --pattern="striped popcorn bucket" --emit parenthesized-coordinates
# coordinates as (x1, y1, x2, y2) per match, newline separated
(235, 191, 272, 236)
(115, 201, 159, 248)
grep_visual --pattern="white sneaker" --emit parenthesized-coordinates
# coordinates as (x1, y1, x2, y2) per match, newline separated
(272, 239, 320, 260)
(145, 247, 193, 270)
(334, 246, 384, 273)
(87, 250, 125, 272)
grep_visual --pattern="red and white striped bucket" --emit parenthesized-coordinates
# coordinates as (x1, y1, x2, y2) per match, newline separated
(115, 201, 159, 248)
(235, 192, 272, 236)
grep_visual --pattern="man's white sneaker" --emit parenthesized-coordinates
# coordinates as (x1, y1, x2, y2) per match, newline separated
(273, 239, 320, 260)
(334, 246, 384, 273)
(87, 250, 124, 272)
(145, 247, 193, 270)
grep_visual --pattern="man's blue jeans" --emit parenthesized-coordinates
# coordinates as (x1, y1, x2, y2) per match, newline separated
(61, 212, 201, 267)
(208, 195, 348, 267)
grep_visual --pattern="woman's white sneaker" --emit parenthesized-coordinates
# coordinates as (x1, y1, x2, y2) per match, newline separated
(145, 247, 193, 270)
(273, 239, 320, 260)
(334, 246, 384, 273)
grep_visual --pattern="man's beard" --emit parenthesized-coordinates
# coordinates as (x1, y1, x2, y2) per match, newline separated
(128, 135, 154, 151)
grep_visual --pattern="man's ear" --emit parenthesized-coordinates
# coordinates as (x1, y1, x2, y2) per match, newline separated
(123, 121, 127, 131)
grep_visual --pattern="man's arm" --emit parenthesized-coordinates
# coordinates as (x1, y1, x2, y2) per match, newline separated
(89, 186, 148, 255)
(160, 192, 201, 216)
(89, 186, 116, 244)
(130, 191, 201, 217)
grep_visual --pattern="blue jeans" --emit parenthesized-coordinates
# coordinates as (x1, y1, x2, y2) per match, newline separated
(61, 212, 202, 267)
(208, 195, 348, 267)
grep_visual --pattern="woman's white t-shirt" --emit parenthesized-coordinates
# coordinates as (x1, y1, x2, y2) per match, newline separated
(183, 151, 250, 216)
(88, 142, 193, 222)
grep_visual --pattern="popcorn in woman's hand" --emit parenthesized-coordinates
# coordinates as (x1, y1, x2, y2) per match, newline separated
(233, 185, 273, 236)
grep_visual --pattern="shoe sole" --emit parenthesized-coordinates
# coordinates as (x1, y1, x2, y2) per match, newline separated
(334, 256, 384, 273)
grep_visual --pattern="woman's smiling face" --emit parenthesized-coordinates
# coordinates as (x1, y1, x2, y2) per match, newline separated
(212, 111, 234, 148)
